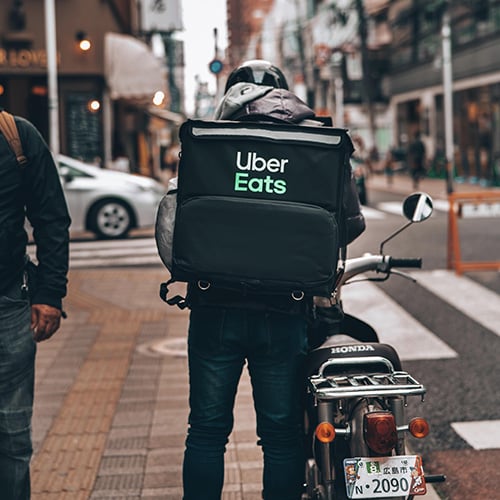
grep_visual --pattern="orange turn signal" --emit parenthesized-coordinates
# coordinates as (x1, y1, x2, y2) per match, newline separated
(315, 422, 336, 443)
(409, 417, 430, 438)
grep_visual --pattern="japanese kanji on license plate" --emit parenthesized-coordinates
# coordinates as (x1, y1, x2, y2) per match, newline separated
(344, 455, 427, 498)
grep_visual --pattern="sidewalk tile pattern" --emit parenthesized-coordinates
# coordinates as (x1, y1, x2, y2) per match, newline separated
(31, 269, 264, 499)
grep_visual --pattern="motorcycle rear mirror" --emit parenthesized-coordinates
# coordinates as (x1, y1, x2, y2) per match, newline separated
(402, 193, 434, 223)
(379, 192, 434, 254)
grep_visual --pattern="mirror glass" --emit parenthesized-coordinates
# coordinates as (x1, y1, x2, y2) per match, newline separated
(402, 193, 434, 222)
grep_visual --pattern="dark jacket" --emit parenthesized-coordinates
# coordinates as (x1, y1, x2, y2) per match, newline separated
(187, 84, 365, 313)
(0, 111, 71, 309)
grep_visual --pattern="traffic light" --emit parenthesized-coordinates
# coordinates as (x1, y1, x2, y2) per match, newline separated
(209, 59, 224, 75)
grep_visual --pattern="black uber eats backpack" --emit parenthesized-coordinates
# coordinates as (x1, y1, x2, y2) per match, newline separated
(156, 119, 353, 308)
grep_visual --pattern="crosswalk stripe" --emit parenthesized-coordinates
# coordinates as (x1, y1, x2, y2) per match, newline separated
(410, 270, 500, 338)
(28, 238, 162, 268)
(373, 199, 449, 217)
(70, 255, 162, 268)
(67, 238, 157, 250)
(69, 245, 158, 259)
(451, 420, 500, 450)
(361, 206, 386, 219)
(376, 201, 404, 216)
(353, 198, 450, 220)
(431, 199, 449, 212)
(341, 280, 458, 361)
(69, 239, 161, 267)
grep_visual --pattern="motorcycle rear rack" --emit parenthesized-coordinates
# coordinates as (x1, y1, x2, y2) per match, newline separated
(309, 370, 426, 400)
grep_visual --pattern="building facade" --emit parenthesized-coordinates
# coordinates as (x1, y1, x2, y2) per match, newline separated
(387, 0, 500, 186)
(0, 0, 184, 177)
(224, 0, 392, 154)
(226, 0, 274, 68)
(223, 0, 500, 186)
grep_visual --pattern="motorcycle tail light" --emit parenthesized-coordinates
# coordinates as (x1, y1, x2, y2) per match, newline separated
(364, 412, 398, 454)
(409, 417, 430, 438)
(315, 422, 336, 443)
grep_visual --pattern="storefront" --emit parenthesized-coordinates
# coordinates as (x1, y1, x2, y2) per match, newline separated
(394, 78, 500, 187)
(452, 83, 500, 185)
(0, 0, 180, 178)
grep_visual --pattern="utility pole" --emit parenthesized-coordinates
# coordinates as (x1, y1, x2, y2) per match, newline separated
(44, 0, 60, 155)
(354, 0, 376, 149)
(441, 1, 454, 194)
(165, 31, 180, 112)
(294, 0, 314, 107)
(214, 28, 220, 100)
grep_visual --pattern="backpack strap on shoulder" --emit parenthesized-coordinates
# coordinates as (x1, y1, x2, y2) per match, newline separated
(0, 111, 28, 167)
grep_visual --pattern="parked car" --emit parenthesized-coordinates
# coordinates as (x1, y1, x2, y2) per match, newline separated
(57, 155, 166, 239)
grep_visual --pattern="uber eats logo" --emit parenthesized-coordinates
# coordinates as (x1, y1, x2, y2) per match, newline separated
(234, 151, 288, 194)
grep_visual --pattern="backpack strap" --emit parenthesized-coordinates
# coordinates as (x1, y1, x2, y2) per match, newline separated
(0, 111, 28, 167)
(159, 278, 189, 309)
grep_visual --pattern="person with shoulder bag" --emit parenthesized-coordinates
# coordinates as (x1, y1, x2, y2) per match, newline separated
(0, 109, 71, 499)
(175, 60, 365, 500)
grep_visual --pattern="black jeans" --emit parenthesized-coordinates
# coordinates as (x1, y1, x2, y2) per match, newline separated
(183, 307, 308, 499)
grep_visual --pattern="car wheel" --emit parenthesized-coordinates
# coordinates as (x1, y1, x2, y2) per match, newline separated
(88, 199, 133, 239)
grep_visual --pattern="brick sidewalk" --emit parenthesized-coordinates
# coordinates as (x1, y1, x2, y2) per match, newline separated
(31, 268, 264, 499)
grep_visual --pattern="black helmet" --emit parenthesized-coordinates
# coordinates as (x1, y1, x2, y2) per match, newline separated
(224, 59, 289, 93)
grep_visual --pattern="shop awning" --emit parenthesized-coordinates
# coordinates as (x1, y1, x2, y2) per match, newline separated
(104, 32, 167, 100)
(146, 106, 185, 125)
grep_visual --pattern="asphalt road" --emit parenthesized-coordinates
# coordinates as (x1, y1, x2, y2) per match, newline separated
(349, 188, 500, 499)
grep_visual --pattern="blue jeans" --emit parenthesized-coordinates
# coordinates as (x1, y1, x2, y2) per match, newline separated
(183, 307, 308, 500)
(0, 279, 36, 500)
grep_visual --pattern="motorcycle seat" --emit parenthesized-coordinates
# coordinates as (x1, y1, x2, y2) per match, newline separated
(306, 340, 402, 377)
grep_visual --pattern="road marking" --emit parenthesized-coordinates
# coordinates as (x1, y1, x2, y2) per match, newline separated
(28, 237, 162, 268)
(411, 270, 500, 338)
(70, 255, 162, 268)
(67, 237, 157, 250)
(69, 245, 158, 259)
(376, 201, 404, 216)
(451, 420, 500, 450)
(341, 281, 458, 361)
(361, 206, 386, 219)
(431, 199, 449, 212)
(376, 199, 449, 216)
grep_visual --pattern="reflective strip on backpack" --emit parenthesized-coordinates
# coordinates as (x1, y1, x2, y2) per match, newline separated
(191, 126, 342, 146)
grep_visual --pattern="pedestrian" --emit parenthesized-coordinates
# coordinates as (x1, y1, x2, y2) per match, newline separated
(0, 109, 71, 499)
(181, 60, 365, 500)
(408, 131, 427, 189)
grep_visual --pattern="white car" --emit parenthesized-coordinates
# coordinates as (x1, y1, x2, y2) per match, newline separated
(57, 155, 166, 239)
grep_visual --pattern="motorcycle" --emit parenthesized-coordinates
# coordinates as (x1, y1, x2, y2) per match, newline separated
(302, 192, 446, 500)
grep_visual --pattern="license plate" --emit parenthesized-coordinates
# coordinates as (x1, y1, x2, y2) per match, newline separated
(344, 455, 427, 498)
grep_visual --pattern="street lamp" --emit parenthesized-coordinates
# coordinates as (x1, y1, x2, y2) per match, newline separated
(75, 31, 92, 52)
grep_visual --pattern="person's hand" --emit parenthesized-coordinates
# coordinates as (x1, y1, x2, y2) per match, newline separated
(31, 304, 62, 342)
